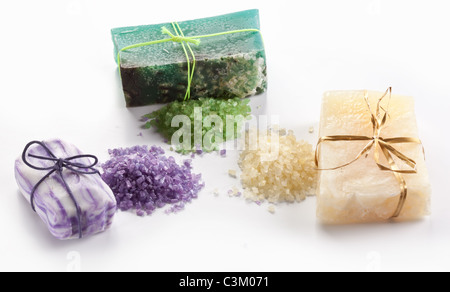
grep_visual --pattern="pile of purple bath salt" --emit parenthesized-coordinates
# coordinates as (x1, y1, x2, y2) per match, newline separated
(101, 145, 205, 216)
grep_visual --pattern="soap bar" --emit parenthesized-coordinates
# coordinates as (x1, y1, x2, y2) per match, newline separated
(316, 90, 431, 224)
(14, 140, 117, 240)
(112, 9, 267, 107)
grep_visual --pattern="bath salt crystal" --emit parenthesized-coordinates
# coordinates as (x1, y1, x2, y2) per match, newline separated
(238, 128, 317, 203)
(101, 145, 205, 216)
(144, 97, 251, 154)
(228, 169, 238, 178)
(227, 186, 241, 197)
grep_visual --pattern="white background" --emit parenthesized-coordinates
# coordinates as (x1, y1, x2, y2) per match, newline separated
(1, 0, 449, 272)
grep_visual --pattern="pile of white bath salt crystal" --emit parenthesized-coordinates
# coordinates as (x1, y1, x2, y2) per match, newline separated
(238, 127, 317, 204)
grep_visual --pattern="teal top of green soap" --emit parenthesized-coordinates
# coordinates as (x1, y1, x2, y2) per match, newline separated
(111, 10, 264, 68)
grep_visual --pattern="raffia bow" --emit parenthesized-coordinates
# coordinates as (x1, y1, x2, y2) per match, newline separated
(315, 88, 423, 218)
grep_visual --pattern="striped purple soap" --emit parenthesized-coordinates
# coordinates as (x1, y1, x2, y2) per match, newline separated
(14, 139, 117, 240)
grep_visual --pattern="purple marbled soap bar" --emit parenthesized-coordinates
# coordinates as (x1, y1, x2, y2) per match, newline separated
(14, 139, 117, 240)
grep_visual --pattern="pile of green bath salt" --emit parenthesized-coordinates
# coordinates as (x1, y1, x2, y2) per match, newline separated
(144, 97, 252, 154)
(238, 127, 318, 203)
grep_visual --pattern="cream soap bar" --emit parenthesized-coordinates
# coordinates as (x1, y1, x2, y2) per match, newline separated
(316, 90, 431, 224)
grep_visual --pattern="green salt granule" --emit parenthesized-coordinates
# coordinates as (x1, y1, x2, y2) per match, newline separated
(112, 10, 267, 107)
(144, 97, 251, 154)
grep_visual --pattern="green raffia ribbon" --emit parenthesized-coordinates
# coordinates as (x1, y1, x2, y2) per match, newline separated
(117, 22, 262, 101)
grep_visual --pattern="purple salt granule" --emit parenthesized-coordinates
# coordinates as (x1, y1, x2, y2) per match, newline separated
(101, 145, 205, 216)
(165, 203, 185, 214)
(195, 145, 203, 156)
(220, 149, 227, 157)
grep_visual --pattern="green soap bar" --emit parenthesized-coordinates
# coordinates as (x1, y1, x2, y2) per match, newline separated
(112, 10, 267, 107)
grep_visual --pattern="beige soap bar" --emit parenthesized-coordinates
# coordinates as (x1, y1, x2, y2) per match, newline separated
(316, 90, 431, 224)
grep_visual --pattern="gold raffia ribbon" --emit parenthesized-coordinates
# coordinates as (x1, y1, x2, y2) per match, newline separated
(315, 87, 423, 218)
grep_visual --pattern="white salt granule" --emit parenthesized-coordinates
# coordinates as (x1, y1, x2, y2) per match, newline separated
(238, 128, 317, 204)
(228, 169, 238, 178)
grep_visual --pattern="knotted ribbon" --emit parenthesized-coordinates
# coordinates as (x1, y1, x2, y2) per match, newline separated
(117, 22, 261, 101)
(315, 88, 423, 218)
(22, 141, 100, 239)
